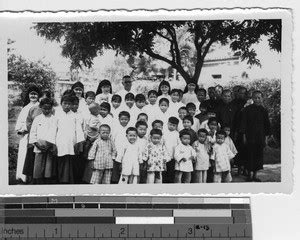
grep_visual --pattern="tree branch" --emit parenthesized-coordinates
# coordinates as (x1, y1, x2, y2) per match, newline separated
(165, 25, 181, 66)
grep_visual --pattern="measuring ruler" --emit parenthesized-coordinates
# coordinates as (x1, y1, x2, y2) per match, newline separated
(0, 196, 252, 239)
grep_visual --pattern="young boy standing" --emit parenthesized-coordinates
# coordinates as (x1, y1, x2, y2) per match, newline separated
(136, 121, 149, 183)
(163, 117, 180, 183)
(88, 124, 117, 184)
(174, 130, 196, 183)
(116, 127, 142, 184)
(211, 130, 236, 183)
(29, 98, 56, 184)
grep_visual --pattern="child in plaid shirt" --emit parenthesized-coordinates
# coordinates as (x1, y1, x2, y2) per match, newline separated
(210, 130, 236, 183)
(88, 124, 117, 184)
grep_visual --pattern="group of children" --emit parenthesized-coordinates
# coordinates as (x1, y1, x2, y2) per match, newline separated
(15, 75, 271, 184)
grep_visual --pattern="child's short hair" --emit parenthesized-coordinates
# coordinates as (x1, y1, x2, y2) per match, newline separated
(183, 115, 194, 125)
(100, 124, 111, 132)
(126, 127, 137, 134)
(186, 102, 196, 110)
(222, 89, 232, 95)
(137, 113, 148, 120)
(89, 102, 100, 113)
(196, 88, 207, 95)
(125, 93, 135, 101)
(135, 94, 146, 102)
(197, 128, 208, 136)
(119, 111, 130, 119)
(62, 89, 74, 97)
(39, 97, 53, 107)
(216, 130, 226, 138)
(222, 125, 231, 130)
(135, 120, 148, 129)
(170, 88, 181, 95)
(148, 90, 158, 97)
(100, 102, 111, 113)
(111, 94, 122, 103)
(177, 89, 183, 96)
(252, 90, 263, 97)
(152, 119, 163, 128)
(168, 117, 179, 125)
(159, 98, 169, 106)
(70, 95, 79, 104)
(150, 128, 162, 136)
(178, 106, 187, 112)
(179, 129, 191, 138)
(61, 94, 73, 104)
(85, 91, 96, 99)
(208, 117, 218, 125)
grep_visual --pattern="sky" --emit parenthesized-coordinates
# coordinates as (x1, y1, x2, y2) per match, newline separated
(7, 21, 281, 81)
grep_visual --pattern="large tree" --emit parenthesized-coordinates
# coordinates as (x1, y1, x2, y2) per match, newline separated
(34, 19, 281, 84)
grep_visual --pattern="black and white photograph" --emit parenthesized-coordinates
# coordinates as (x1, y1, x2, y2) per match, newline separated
(1, 9, 292, 194)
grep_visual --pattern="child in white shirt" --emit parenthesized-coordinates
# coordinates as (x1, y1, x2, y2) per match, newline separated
(142, 129, 170, 184)
(116, 127, 142, 184)
(98, 102, 113, 128)
(137, 113, 148, 124)
(144, 90, 159, 125)
(135, 121, 149, 183)
(186, 102, 201, 133)
(174, 130, 196, 184)
(157, 80, 172, 102)
(223, 126, 238, 166)
(177, 107, 188, 131)
(169, 89, 185, 117)
(157, 98, 171, 131)
(120, 93, 135, 120)
(211, 130, 236, 183)
(52, 94, 85, 184)
(29, 98, 55, 184)
(182, 82, 198, 104)
(130, 94, 147, 126)
(110, 94, 122, 119)
(163, 117, 180, 183)
(192, 128, 210, 183)
(111, 111, 131, 184)
(95, 79, 112, 105)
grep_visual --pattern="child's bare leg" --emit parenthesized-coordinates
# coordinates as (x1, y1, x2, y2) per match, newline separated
(146, 172, 155, 184)
(183, 172, 191, 183)
(154, 172, 162, 184)
(102, 169, 112, 184)
(213, 173, 222, 183)
(194, 170, 200, 183)
(174, 171, 182, 183)
(131, 175, 138, 184)
(222, 171, 232, 183)
(119, 175, 129, 184)
(202, 171, 207, 183)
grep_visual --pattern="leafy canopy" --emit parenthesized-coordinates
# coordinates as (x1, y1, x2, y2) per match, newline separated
(34, 20, 281, 83)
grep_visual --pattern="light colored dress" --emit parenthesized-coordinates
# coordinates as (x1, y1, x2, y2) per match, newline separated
(192, 140, 210, 171)
(174, 143, 197, 172)
(15, 102, 39, 181)
(211, 143, 236, 172)
(115, 141, 142, 176)
(142, 142, 170, 172)
(163, 129, 180, 159)
(52, 107, 85, 157)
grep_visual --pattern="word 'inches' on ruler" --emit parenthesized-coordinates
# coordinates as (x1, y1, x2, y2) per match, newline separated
(0, 196, 252, 239)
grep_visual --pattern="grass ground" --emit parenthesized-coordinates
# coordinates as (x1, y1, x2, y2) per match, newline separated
(8, 106, 281, 184)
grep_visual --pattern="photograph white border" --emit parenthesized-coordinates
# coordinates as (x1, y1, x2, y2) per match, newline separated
(0, 8, 293, 195)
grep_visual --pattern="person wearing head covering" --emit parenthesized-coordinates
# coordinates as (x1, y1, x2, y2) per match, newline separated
(15, 84, 40, 183)
(71, 81, 89, 117)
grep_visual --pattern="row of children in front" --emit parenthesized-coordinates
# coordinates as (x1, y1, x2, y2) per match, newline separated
(29, 91, 236, 184)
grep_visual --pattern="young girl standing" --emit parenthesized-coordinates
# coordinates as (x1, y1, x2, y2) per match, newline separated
(95, 79, 113, 105)
(29, 98, 56, 184)
(15, 85, 40, 183)
(52, 94, 85, 184)
(182, 82, 199, 105)
(157, 80, 171, 102)
(71, 81, 89, 116)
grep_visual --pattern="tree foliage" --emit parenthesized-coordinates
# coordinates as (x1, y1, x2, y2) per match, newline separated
(8, 41, 57, 104)
(34, 20, 281, 84)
